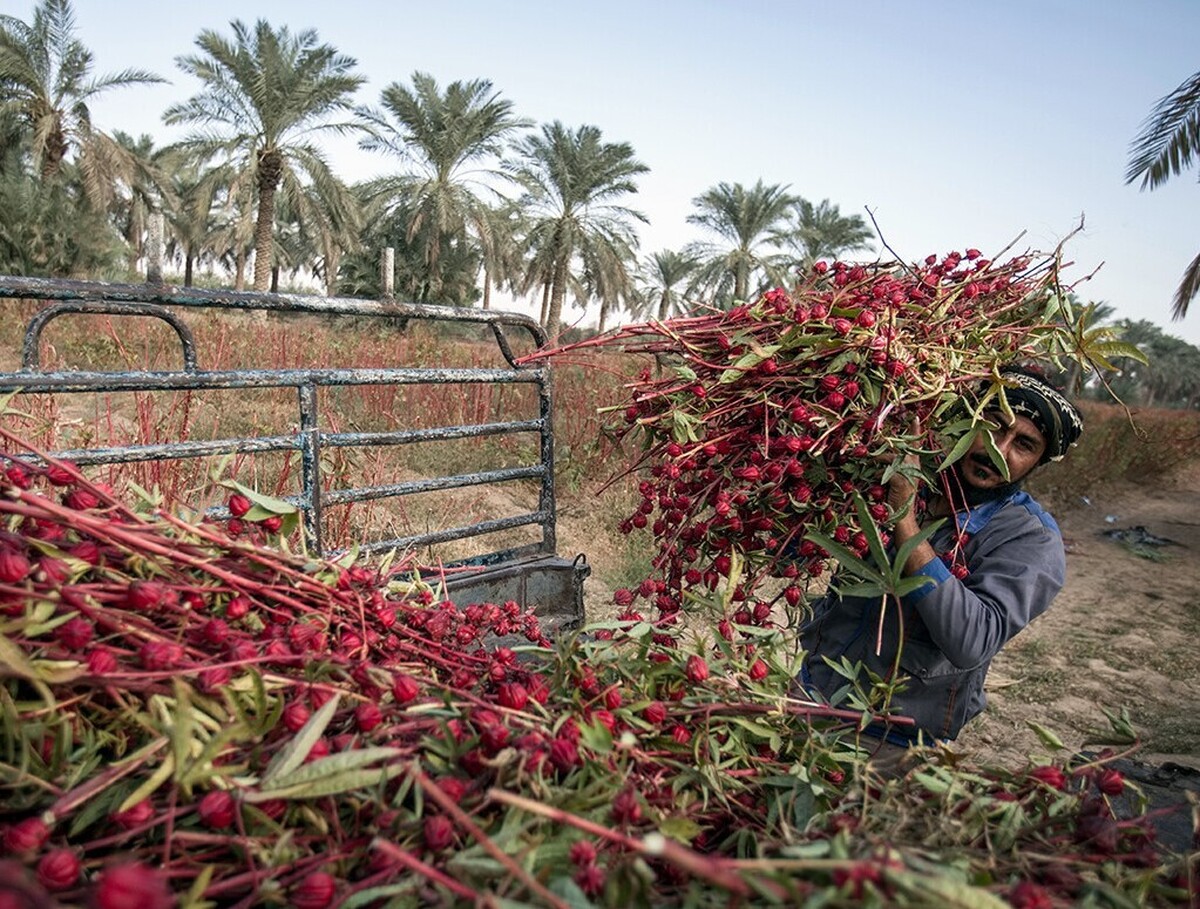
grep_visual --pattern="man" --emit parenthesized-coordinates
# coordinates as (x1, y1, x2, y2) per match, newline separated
(798, 366, 1084, 755)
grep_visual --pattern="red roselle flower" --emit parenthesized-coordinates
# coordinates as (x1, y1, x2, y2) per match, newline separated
(45, 462, 78, 486)
(56, 616, 95, 651)
(1007, 880, 1054, 909)
(1096, 769, 1125, 796)
(497, 682, 529, 711)
(36, 847, 81, 891)
(611, 788, 642, 825)
(64, 487, 101, 510)
(227, 493, 252, 517)
(0, 546, 31, 583)
(111, 799, 154, 830)
(261, 514, 284, 533)
(749, 658, 769, 681)
(197, 789, 236, 829)
(392, 674, 420, 704)
(569, 839, 598, 867)
(643, 701, 667, 725)
(94, 862, 174, 909)
(224, 594, 251, 619)
(86, 648, 119, 674)
(424, 815, 455, 852)
(126, 580, 169, 611)
(685, 655, 709, 684)
(3, 816, 50, 852)
(290, 871, 338, 909)
(5, 463, 32, 488)
(355, 702, 384, 732)
(1028, 765, 1068, 791)
(574, 864, 606, 897)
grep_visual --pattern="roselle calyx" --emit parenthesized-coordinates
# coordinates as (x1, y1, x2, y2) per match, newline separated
(36, 847, 81, 891)
(94, 862, 174, 909)
(290, 871, 337, 909)
(2, 816, 50, 853)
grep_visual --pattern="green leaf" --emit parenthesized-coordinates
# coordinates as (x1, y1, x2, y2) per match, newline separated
(658, 815, 702, 842)
(337, 882, 420, 909)
(117, 751, 176, 813)
(545, 876, 596, 909)
(673, 365, 697, 382)
(219, 478, 298, 519)
(939, 425, 982, 471)
(249, 761, 405, 801)
(979, 427, 1009, 480)
(886, 869, 1011, 908)
(803, 531, 885, 585)
(852, 492, 891, 576)
(1026, 720, 1065, 751)
(578, 718, 613, 754)
(179, 864, 217, 909)
(259, 693, 341, 786)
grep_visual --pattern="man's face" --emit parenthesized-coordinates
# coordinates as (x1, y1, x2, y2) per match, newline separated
(960, 411, 1047, 491)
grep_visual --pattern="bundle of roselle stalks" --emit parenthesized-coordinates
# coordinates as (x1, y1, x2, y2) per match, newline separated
(522, 244, 1105, 632)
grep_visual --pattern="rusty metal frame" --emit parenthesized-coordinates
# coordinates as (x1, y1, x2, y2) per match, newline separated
(0, 274, 557, 565)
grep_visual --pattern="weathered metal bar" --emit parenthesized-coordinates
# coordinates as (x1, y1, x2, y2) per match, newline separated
(538, 365, 557, 554)
(322, 466, 545, 507)
(22, 301, 199, 371)
(297, 383, 323, 554)
(14, 435, 300, 467)
(352, 511, 549, 556)
(320, 420, 542, 449)
(381, 247, 395, 299)
(0, 274, 547, 349)
(147, 213, 164, 285)
(0, 366, 541, 392)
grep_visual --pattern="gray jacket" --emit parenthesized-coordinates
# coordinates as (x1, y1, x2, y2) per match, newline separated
(798, 490, 1065, 742)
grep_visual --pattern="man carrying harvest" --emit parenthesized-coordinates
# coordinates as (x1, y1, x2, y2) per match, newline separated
(798, 366, 1084, 763)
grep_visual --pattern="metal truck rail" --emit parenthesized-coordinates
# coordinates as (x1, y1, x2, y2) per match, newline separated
(0, 268, 587, 634)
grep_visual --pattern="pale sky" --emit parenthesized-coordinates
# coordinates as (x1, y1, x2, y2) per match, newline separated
(24, 0, 1200, 345)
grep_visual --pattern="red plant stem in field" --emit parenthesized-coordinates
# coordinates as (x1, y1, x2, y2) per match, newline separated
(47, 738, 169, 822)
(370, 838, 477, 900)
(487, 788, 785, 899)
(410, 764, 572, 909)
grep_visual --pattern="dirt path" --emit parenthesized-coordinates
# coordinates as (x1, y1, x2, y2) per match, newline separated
(957, 462, 1200, 769)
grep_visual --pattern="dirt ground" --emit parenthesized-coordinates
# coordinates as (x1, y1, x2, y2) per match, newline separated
(957, 460, 1200, 770)
(558, 460, 1200, 773)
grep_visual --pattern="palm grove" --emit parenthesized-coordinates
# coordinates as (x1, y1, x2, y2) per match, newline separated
(1, 1, 1197, 407)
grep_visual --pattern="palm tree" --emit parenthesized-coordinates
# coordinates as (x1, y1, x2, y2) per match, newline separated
(777, 197, 873, 269)
(1125, 69, 1200, 319)
(359, 72, 528, 304)
(0, 0, 163, 198)
(507, 121, 648, 333)
(686, 180, 796, 306)
(164, 19, 366, 292)
(110, 131, 175, 275)
(161, 159, 223, 287)
(637, 249, 700, 321)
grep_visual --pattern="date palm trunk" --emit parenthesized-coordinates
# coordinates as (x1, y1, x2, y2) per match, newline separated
(253, 150, 283, 292)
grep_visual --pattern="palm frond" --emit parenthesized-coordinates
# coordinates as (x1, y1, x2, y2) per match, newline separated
(1125, 69, 1200, 189)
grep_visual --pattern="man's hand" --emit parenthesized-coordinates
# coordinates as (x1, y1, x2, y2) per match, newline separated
(885, 424, 938, 576)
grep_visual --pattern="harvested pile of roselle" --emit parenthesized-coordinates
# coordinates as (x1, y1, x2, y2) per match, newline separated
(0, 430, 1192, 900)
(523, 243, 1111, 632)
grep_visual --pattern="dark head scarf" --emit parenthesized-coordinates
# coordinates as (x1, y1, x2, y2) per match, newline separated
(997, 366, 1084, 463)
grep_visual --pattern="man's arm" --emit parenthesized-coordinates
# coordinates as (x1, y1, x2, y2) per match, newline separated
(903, 515, 1065, 669)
